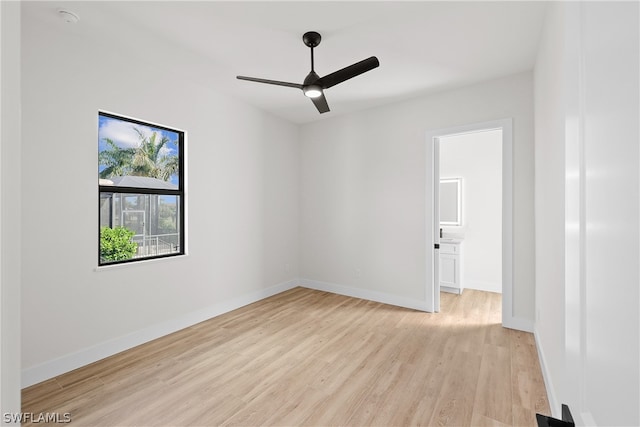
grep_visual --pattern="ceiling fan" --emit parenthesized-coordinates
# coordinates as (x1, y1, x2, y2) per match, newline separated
(237, 31, 380, 114)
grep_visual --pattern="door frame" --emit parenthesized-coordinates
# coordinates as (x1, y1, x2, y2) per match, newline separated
(425, 118, 513, 327)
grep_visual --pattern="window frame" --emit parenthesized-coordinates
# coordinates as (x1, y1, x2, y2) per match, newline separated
(98, 111, 185, 266)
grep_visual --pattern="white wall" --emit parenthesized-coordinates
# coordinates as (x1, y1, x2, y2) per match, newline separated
(534, 2, 640, 425)
(440, 130, 502, 293)
(21, 6, 299, 386)
(533, 2, 567, 416)
(300, 72, 535, 322)
(1, 0, 22, 419)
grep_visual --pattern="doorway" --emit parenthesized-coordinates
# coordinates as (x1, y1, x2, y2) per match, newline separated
(439, 129, 503, 297)
(426, 119, 514, 329)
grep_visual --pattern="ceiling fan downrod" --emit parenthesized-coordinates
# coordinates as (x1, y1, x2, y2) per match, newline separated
(303, 31, 322, 73)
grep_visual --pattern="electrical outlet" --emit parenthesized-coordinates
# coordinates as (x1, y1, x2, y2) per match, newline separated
(354, 268, 362, 279)
(284, 263, 291, 273)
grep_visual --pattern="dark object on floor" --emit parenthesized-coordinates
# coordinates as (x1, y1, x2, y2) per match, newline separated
(536, 404, 575, 427)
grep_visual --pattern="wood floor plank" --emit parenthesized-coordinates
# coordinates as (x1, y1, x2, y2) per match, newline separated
(510, 330, 551, 415)
(473, 342, 514, 425)
(428, 348, 483, 426)
(21, 379, 62, 408)
(22, 287, 550, 426)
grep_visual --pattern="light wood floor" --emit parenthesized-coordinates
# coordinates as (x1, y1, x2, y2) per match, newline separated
(22, 287, 550, 426)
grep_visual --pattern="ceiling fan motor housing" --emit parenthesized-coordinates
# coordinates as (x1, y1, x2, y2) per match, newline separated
(303, 71, 320, 86)
(302, 31, 322, 48)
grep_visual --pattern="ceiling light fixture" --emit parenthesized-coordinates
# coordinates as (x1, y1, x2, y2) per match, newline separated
(303, 85, 323, 98)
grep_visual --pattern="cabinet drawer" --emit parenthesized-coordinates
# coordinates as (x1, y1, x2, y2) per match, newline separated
(440, 243, 458, 254)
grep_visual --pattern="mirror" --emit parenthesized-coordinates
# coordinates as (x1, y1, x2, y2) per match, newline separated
(440, 178, 462, 226)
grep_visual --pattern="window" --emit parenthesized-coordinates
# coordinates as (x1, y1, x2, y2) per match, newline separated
(98, 112, 184, 265)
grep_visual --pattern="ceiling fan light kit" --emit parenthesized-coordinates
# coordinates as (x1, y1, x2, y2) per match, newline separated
(237, 31, 379, 114)
(303, 85, 323, 98)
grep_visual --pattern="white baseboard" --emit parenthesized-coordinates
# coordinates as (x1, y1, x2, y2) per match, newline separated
(534, 326, 560, 419)
(464, 280, 502, 294)
(299, 278, 429, 312)
(21, 279, 298, 389)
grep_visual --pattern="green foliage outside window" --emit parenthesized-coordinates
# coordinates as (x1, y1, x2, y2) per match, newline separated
(100, 226, 138, 261)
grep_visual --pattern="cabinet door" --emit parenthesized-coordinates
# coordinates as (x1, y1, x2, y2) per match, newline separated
(439, 253, 458, 288)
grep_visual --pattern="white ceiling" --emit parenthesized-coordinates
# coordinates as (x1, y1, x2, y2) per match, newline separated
(24, 1, 548, 124)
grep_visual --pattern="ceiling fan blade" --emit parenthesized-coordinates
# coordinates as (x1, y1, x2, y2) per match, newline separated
(311, 92, 330, 113)
(317, 56, 380, 89)
(236, 76, 303, 89)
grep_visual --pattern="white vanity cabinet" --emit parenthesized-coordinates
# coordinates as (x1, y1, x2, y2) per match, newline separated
(439, 240, 463, 294)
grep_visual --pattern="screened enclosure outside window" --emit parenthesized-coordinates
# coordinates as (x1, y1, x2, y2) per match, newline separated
(98, 112, 184, 265)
